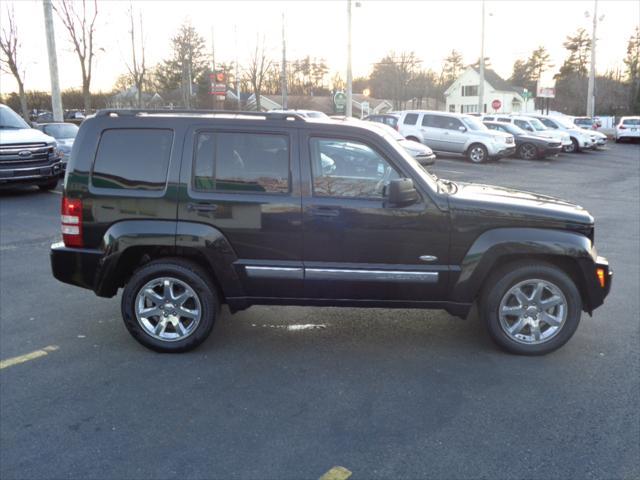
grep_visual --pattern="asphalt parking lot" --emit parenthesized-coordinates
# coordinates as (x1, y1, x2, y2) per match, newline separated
(1, 143, 639, 480)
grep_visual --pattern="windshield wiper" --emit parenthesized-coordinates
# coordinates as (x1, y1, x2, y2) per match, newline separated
(0, 125, 22, 129)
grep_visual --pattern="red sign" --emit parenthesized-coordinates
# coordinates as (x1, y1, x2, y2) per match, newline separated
(209, 72, 226, 96)
(491, 99, 502, 111)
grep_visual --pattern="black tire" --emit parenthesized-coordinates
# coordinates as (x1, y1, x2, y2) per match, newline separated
(38, 179, 59, 191)
(615, 137, 620, 143)
(121, 258, 219, 353)
(517, 142, 538, 160)
(479, 261, 582, 355)
(467, 143, 488, 163)
(564, 137, 580, 153)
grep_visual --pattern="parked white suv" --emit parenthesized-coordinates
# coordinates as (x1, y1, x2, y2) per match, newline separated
(483, 115, 573, 152)
(524, 114, 600, 151)
(397, 110, 515, 163)
(615, 116, 640, 143)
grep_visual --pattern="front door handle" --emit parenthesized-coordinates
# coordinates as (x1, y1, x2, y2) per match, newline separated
(311, 207, 340, 217)
(187, 202, 218, 213)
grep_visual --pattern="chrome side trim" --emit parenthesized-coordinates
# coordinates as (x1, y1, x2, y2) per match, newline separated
(306, 268, 438, 283)
(245, 266, 303, 280)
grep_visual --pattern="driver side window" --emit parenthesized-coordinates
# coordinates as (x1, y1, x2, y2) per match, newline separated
(309, 137, 400, 199)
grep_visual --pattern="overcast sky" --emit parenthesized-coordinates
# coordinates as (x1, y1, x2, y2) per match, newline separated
(0, 0, 638, 95)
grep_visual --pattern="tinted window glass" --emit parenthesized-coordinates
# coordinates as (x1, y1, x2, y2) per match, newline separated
(310, 137, 400, 199)
(497, 117, 511, 122)
(44, 123, 79, 139)
(622, 118, 640, 125)
(194, 132, 289, 193)
(440, 116, 463, 130)
(514, 119, 532, 131)
(384, 116, 398, 127)
(92, 129, 173, 191)
(540, 118, 557, 128)
(403, 113, 418, 125)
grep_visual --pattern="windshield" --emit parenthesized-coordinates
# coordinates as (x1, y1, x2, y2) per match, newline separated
(555, 117, 576, 129)
(500, 123, 526, 135)
(44, 123, 79, 138)
(529, 118, 547, 131)
(0, 106, 29, 129)
(622, 118, 640, 126)
(461, 116, 488, 131)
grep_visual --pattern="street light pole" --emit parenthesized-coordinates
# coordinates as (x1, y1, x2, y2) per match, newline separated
(346, 0, 353, 117)
(42, 0, 63, 122)
(281, 12, 288, 109)
(478, 0, 485, 114)
(586, 0, 598, 117)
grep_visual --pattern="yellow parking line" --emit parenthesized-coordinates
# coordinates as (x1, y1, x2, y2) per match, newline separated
(319, 466, 352, 480)
(0, 345, 59, 370)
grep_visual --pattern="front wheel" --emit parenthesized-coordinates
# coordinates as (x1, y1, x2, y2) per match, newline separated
(563, 138, 580, 153)
(480, 262, 582, 355)
(38, 179, 59, 191)
(467, 143, 488, 164)
(121, 258, 218, 352)
(517, 143, 539, 160)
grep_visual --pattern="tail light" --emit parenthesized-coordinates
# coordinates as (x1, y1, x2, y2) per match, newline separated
(618, 125, 626, 130)
(61, 196, 83, 247)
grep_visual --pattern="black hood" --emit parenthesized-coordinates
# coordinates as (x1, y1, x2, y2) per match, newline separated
(448, 182, 594, 234)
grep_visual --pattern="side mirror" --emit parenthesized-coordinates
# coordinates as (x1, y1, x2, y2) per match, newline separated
(385, 178, 419, 208)
(458, 126, 467, 132)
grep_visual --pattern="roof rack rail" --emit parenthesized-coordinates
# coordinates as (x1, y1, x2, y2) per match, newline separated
(94, 109, 306, 121)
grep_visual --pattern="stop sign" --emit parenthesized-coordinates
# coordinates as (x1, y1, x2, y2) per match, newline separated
(491, 99, 502, 111)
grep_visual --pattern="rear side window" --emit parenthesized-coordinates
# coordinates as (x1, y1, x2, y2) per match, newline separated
(403, 113, 418, 125)
(193, 132, 289, 194)
(92, 129, 173, 191)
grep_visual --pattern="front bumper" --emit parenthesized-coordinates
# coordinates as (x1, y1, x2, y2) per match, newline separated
(0, 160, 63, 185)
(540, 145, 563, 157)
(490, 145, 516, 158)
(580, 255, 612, 313)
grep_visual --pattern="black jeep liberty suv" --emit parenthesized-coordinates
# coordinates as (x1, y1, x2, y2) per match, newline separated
(50, 110, 612, 355)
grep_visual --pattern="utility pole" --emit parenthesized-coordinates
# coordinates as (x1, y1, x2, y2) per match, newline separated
(478, 0, 485, 114)
(186, 43, 193, 109)
(586, 0, 598, 117)
(234, 25, 240, 111)
(42, 0, 63, 122)
(281, 12, 288, 109)
(211, 26, 215, 110)
(346, 0, 353, 117)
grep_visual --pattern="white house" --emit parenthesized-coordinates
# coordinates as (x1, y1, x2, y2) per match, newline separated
(445, 66, 535, 115)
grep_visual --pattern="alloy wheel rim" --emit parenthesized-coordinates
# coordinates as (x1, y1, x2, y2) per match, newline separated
(521, 144, 536, 159)
(470, 147, 485, 162)
(135, 277, 202, 342)
(498, 279, 567, 345)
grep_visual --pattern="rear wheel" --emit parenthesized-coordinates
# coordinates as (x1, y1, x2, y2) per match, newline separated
(121, 258, 218, 352)
(517, 143, 538, 160)
(467, 143, 488, 163)
(480, 262, 582, 355)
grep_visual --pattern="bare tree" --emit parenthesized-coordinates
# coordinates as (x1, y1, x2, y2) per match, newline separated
(125, 4, 146, 107)
(54, 0, 98, 112)
(0, 6, 28, 121)
(246, 36, 272, 111)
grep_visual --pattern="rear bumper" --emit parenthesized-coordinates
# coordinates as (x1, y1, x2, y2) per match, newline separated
(50, 242, 103, 292)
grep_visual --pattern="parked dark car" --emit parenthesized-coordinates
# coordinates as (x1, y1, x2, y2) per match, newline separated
(364, 113, 400, 130)
(51, 109, 612, 355)
(484, 121, 563, 160)
(0, 104, 63, 190)
(34, 122, 79, 168)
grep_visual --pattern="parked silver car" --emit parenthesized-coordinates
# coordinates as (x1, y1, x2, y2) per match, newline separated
(523, 114, 601, 151)
(396, 110, 515, 163)
(483, 115, 574, 152)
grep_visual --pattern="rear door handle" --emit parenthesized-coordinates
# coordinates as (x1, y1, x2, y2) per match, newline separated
(311, 207, 340, 217)
(187, 202, 218, 213)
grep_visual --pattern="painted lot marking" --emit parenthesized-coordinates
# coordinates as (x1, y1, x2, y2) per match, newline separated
(319, 466, 352, 480)
(0, 345, 59, 370)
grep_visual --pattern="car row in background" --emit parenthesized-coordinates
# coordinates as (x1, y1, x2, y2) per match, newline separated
(364, 110, 623, 164)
